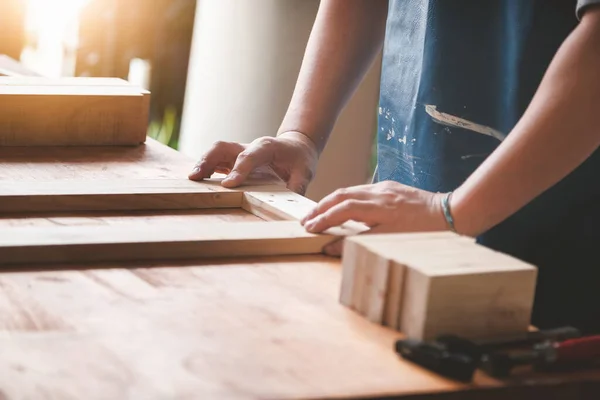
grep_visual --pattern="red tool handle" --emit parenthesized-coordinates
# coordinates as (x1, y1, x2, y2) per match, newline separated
(555, 335, 600, 362)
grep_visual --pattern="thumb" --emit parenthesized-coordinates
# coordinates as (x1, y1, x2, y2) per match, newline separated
(286, 171, 310, 195)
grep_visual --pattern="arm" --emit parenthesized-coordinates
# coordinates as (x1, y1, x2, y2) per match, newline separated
(189, 0, 388, 192)
(301, 7, 600, 255)
(277, 0, 389, 153)
(450, 7, 600, 236)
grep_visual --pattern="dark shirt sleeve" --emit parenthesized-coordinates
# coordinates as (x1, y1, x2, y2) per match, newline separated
(577, 0, 600, 19)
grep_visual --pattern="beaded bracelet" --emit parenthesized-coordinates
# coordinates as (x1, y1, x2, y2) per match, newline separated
(441, 192, 456, 233)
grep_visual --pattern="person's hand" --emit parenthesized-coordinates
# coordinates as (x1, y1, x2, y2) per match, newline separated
(300, 181, 449, 256)
(188, 131, 319, 194)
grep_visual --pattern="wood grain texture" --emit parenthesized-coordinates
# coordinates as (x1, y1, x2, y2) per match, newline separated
(0, 76, 135, 86)
(340, 232, 538, 340)
(243, 189, 369, 236)
(383, 260, 405, 330)
(0, 257, 469, 400)
(0, 136, 596, 399)
(0, 179, 242, 212)
(0, 77, 149, 146)
(0, 221, 338, 265)
(0, 254, 592, 400)
(0, 137, 192, 180)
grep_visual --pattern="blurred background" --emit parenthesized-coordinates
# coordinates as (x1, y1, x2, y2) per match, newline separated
(0, 0, 380, 201)
(1, 0, 195, 149)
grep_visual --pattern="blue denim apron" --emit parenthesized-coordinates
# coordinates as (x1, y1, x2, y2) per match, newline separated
(375, 0, 600, 333)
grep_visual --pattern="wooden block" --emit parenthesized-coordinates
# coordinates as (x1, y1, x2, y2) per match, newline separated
(0, 77, 149, 146)
(339, 238, 359, 307)
(0, 220, 338, 266)
(363, 248, 390, 324)
(341, 235, 402, 317)
(383, 261, 404, 329)
(340, 232, 537, 340)
(350, 244, 369, 312)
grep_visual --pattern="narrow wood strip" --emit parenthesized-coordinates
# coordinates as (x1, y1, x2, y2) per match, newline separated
(365, 251, 390, 324)
(0, 220, 338, 266)
(242, 190, 368, 235)
(0, 85, 144, 96)
(383, 261, 406, 330)
(0, 77, 137, 86)
(242, 188, 316, 221)
(0, 179, 242, 213)
(339, 240, 359, 307)
(350, 246, 368, 313)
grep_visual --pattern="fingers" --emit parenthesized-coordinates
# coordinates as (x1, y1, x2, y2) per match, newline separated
(300, 185, 374, 225)
(304, 199, 382, 233)
(214, 164, 232, 175)
(221, 137, 276, 188)
(189, 141, 245, 181)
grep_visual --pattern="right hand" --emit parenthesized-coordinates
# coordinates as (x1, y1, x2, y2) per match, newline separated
(188, 131, 319, 195)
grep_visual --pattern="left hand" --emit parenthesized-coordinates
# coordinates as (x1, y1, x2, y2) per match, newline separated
(300, 181, 449, 256)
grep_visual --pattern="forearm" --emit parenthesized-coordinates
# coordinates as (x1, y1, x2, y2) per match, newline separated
(277, 0, 389, 153)
(451, 8, 600, 237)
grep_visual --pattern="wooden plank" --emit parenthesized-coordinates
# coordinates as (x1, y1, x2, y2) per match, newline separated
(0, 137, 192, 181)
(341, 232, 538, 340)
(0, 209, 264, 230)
(242, 189, 369, 234)
(0, 76, 135, 86)
(383, 260, 405, 329)
(364, 247, 390, 324)
(339, 237, 359, 306)
(357, 247, 376, 317)
(0, 84, 145, 96)
(0, 220, 338, 265)
(0, 80, 149, 146)
(350, 244, 369, 312)
(0, 179, 242, 212)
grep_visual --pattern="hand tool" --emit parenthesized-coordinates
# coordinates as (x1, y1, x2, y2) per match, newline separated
(481, 334, 600, 378)
(435, 326, 581, 356)
(394, 338, 478, 382)
(394, 326, 583, 382)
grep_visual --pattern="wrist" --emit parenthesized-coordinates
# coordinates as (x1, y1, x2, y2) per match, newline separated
(439, 192, 457, 233)
(276, 130, 322, 156)
(277, 117, 331, 155)
(447, 186, 485, 238)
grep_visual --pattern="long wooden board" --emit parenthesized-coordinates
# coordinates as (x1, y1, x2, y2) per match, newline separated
(0, 174, 365, 266)
(0, 220, 338, 265)
(0, 179, 241, 212)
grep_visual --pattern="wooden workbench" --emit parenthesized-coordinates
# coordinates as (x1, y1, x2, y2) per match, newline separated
(0, 139, 598, 400)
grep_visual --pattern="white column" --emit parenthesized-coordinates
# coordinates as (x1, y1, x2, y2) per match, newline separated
(179, 0, 381, 201)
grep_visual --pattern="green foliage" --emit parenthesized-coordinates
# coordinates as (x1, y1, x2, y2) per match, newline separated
(147, 105, 180, 149)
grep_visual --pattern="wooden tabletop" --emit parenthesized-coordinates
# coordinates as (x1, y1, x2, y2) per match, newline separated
(1, 139, 598, 400)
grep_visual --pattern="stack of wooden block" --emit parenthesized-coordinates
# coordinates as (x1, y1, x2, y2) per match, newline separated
(340, 231, 538, 340)
(0, 77, 150, 146)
